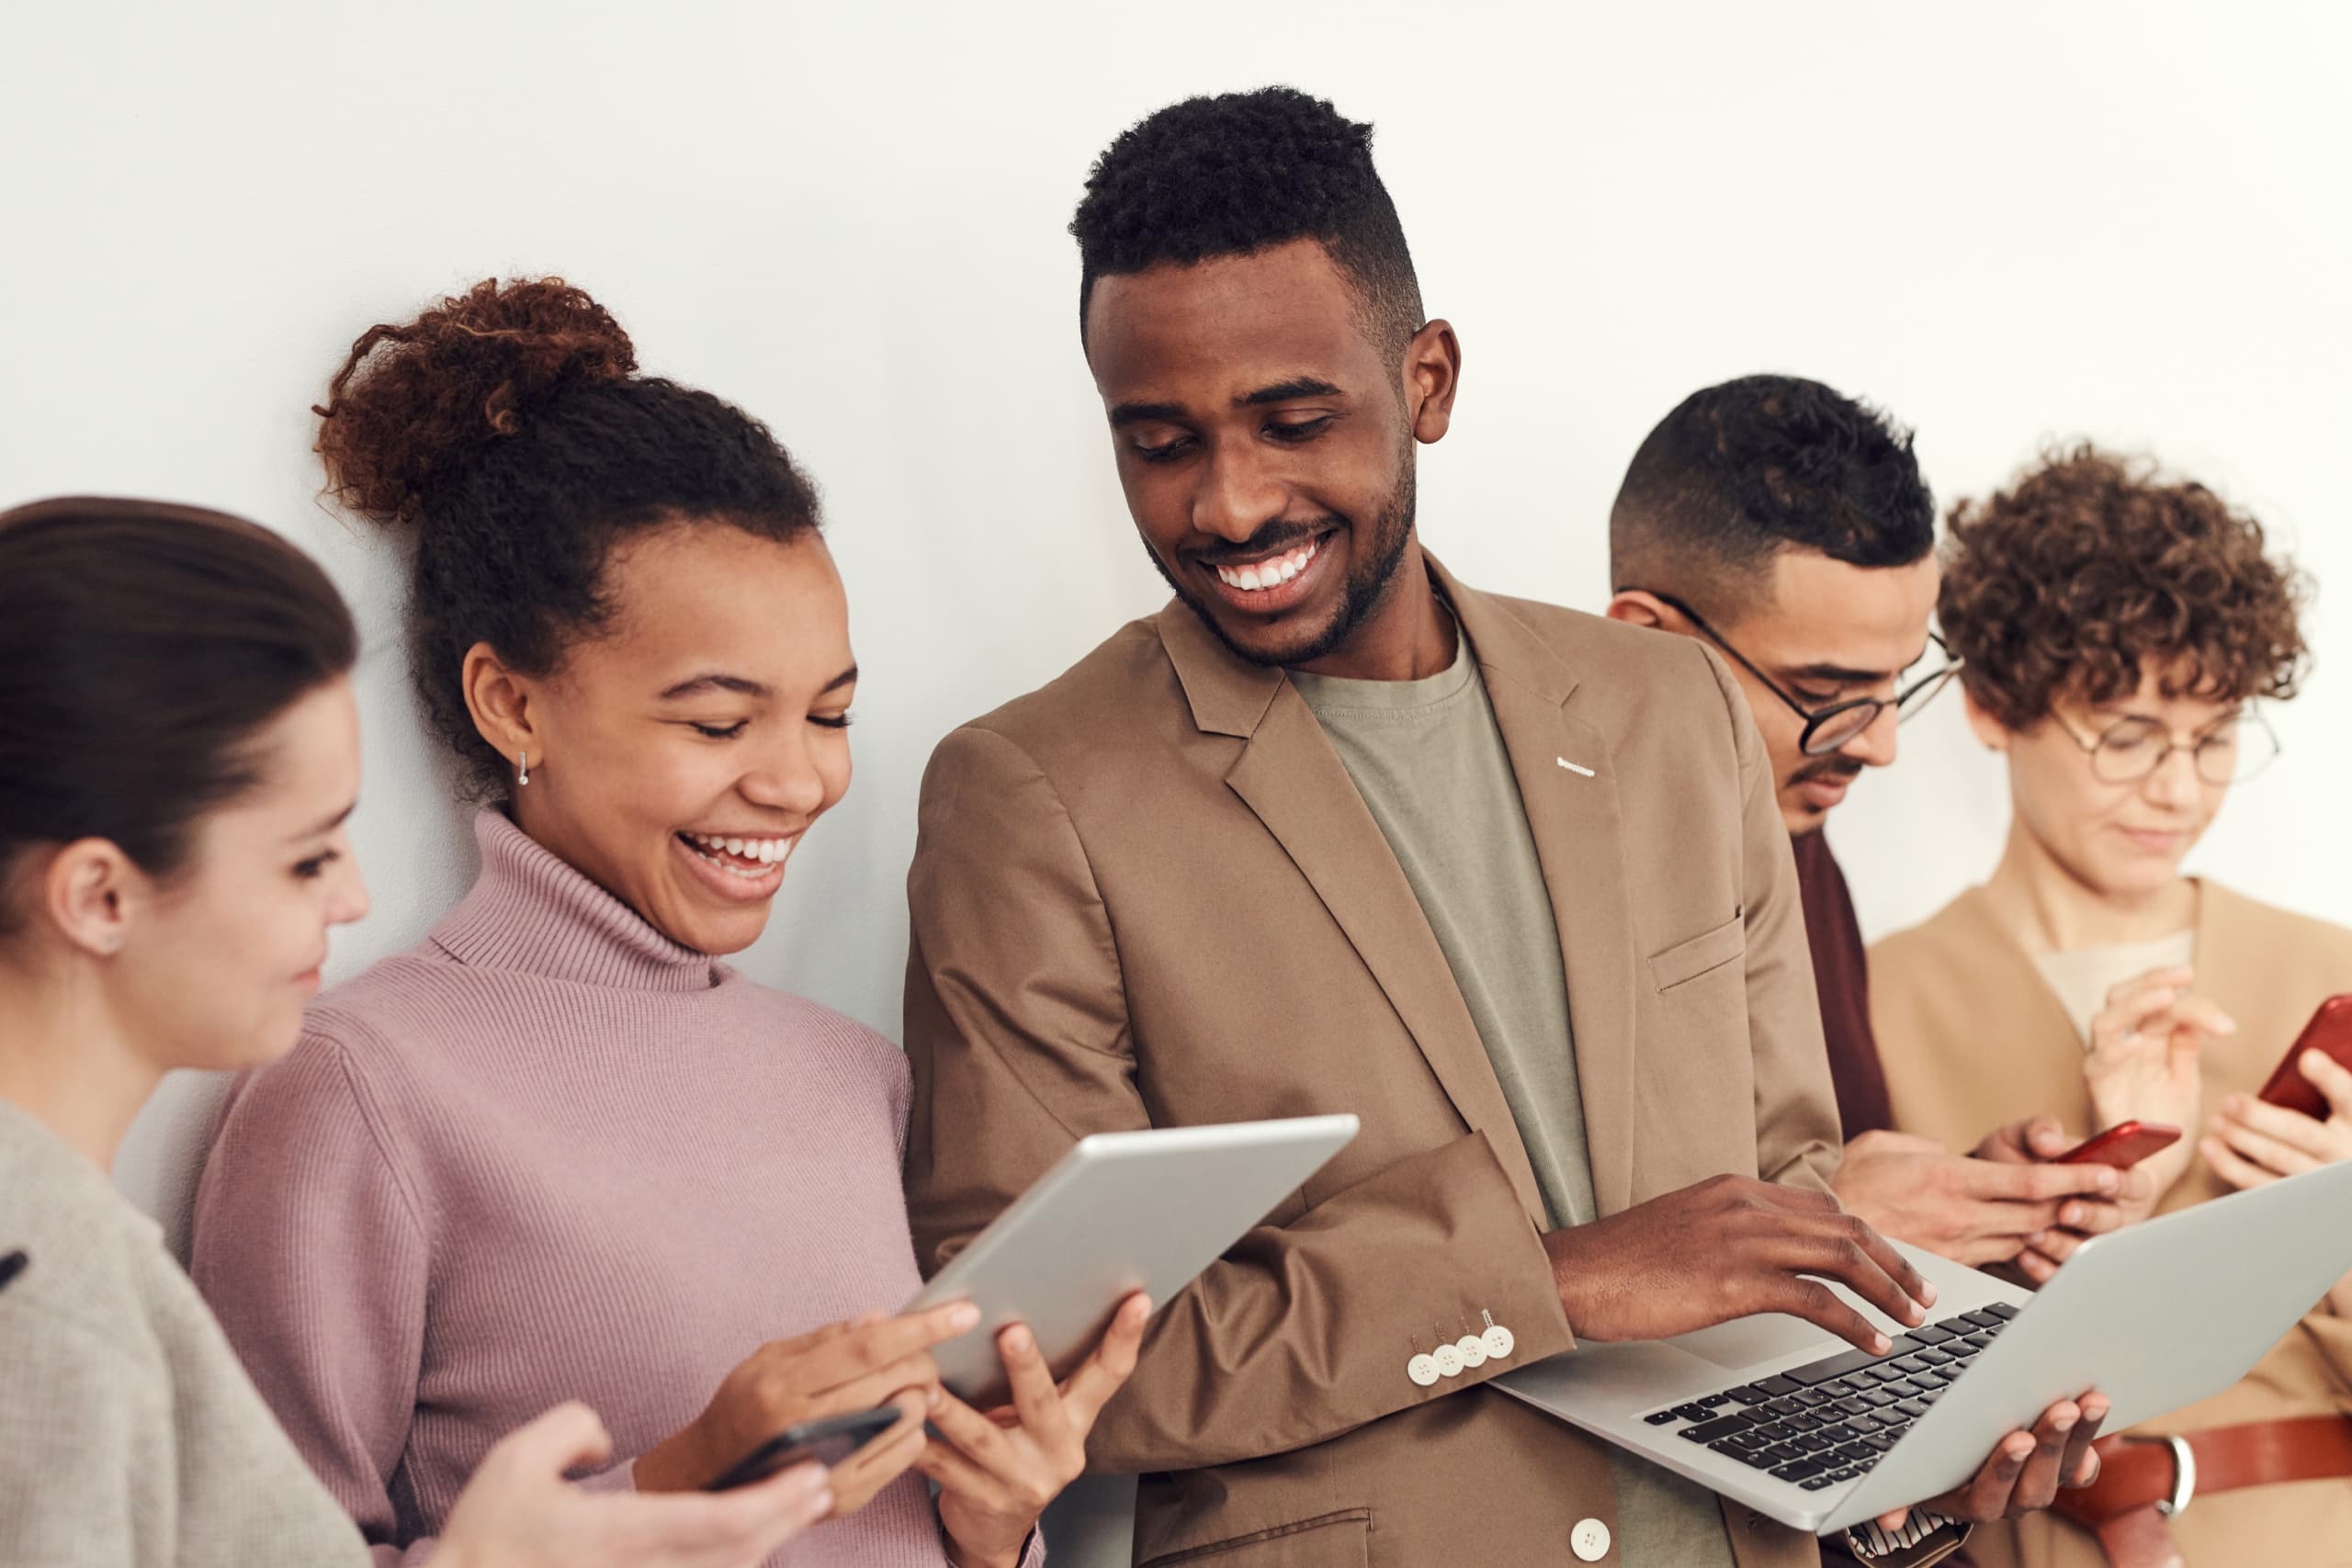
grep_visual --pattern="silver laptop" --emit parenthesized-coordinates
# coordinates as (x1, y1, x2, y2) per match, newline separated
(1495, 1156, 2352, 1535)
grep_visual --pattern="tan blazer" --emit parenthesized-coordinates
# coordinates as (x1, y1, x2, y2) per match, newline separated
(1871, 881, 2352, 1568)
(902, 560, 1847, 1568)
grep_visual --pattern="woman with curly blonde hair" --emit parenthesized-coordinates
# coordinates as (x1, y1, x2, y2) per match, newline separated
(1870, 446, 2352, 1568)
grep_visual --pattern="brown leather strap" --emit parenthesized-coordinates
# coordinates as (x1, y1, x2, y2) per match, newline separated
(2052, 1416, 2352, 1568)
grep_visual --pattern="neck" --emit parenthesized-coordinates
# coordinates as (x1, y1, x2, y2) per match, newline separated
(1980, 820, 2198, 952)
(0, 953, 165, 1171)
(1289, 540, 1456, 682)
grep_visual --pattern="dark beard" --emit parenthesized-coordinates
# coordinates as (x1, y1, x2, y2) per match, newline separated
(1147, 466, 1418, 670)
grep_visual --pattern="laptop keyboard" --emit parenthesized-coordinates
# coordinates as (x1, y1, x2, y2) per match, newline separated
(1637, 1303, 2018, 1492)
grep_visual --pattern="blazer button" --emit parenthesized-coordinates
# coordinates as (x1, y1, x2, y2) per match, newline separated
(1570, 1517, 1611, 1562)
(1454, 1334, 1488, 1369)
(1432, 1342, 1464, 1378)
(1482, 1323, 1515, 1360)
(1408, 1353, 1442, 1387)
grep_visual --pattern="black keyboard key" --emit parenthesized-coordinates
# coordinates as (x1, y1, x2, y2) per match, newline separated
(1801, 1475, 1835, 1490)
(1721, 1442, 1778, 1469)
(1766, 1397, 1804, 1417)
(1830, 1373, 1881, 1397)
(1783, 1347, 1886, 1386)
(1906, 1323, 1955, 1346)
(1916, 1347, 1956, 1365)
(1864, 1362, 1908, 1382)
(1770, 1460, 1827, 1482)
(1679, 1414, 1758, 1444)
(1753, 1421, 1795, 1443)
(1830, 1396, 1869, 1416)
(1863, 1432, 1901, 1451)
(1950, 1340, 1983, 1359)
(1891, 1354, 1934, 1375)
(1787, 1414, 1824, 1433)
(1799, 1429, 1842, 1453)
(1896, 1398, 1932, 1419)
(1966, 1332, 1999, 1350)
(1829, 1466, 1860, 1482)
(1961, 1308, 2007, 1329)
(1673, 1402, 1714, 1422)
(1699, 1393, 1736, 1409)
(1928, 1366, 1966, 1385)
(1755, 1374, 1804, 1397)
(1724, 1384, 1770, 1405)
(1837, 1442, 1877, 1463)
(1933, 1314, 1982, 1336)
(1644, 1408, 1680, 1425)
(1793, 1388, 1834, 1408)
(1984, 1302, 2018, 1320)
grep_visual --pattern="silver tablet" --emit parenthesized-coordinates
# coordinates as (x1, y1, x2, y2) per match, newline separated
(905, 1114, 1359, 1403)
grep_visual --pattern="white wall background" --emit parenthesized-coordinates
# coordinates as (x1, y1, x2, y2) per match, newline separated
(5, 4, 2347, 1562)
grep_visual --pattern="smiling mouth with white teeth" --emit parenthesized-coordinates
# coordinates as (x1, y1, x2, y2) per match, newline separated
(1210, 534, 1323, 592)
(678, 831, 796, 878)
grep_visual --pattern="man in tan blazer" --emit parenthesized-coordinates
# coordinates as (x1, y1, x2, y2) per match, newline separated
(904, 89, 2088, 1568)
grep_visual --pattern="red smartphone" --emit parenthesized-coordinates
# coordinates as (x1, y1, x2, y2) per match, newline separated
(2052, 1120, 2183, 1168)
(2256, 993, 2352, 1119)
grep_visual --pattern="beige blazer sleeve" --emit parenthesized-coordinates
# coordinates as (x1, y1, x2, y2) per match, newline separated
(902, 724, 1573, 1473)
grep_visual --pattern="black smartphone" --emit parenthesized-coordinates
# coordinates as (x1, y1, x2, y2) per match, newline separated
(700, 1404, 904, 1493)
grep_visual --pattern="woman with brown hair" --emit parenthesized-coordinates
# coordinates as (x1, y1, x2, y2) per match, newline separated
(0, 497, 833, 1567)
(188, 279, 1144, 1568)
(1870, 447, 2352, 1567)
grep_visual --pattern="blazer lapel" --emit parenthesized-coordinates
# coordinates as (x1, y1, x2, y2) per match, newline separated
(1158, 600, 1548, 1224)
(1441, 565, 1640, 1217)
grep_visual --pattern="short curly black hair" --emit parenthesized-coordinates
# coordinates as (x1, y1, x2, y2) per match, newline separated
(1940, 445, 2308, 730)
(1609, 374, 1935, 621)
(1070, 86, 1423, 355)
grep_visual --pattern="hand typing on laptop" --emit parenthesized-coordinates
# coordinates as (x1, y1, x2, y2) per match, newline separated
(1539, 1172, 2108, 1532)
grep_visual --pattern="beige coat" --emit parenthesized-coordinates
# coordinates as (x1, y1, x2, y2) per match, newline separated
(1871, 881, 2352, 1568)
(902, 562, 1855, 1568)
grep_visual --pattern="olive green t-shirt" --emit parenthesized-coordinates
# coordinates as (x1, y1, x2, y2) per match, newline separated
(1289, 626, 1736, 1568)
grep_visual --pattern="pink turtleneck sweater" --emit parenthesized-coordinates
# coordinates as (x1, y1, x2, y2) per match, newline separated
(190, 810, 978, 1568)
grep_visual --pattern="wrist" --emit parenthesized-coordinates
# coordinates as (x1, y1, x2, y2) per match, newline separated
(632, 1423, 710, 1494)
(942, 1524, 1026, 1568)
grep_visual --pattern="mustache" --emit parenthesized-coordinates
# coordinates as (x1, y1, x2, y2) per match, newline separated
(1192, 518, 1341, 566)
(1789, 756, 1865, 787)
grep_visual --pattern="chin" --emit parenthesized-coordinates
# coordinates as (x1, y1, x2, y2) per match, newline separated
(669, 902, 774, 958)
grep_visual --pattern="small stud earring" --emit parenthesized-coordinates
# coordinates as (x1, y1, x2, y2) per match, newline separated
(516, 750, 530, 788)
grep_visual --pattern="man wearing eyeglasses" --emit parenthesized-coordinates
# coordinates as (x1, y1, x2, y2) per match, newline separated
(1602, 376, 2144, 1362)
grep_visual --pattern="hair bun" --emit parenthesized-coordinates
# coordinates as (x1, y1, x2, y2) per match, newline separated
(316, 276, 636, 525)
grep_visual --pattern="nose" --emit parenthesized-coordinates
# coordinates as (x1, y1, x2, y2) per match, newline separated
(330, 851, 370, 928)
(1840, 701, 1902, 769)
(1190, 438, 1287, 545)
(740, 726, 831, 818)
(2142, 741, 2201, 807)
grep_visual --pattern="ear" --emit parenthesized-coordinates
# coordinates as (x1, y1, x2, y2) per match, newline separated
(461, 642, 542, 773)
(40, 838, 150, 958)
(1962, 682, 2013, 751)
(1604, 590, 1673, 631)
(1402, 320, 1462, 445)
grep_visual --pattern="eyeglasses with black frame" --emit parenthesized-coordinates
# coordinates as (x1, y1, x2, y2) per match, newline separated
(2047, 704, 2279, 786)
(1637, 591, 1963, 757)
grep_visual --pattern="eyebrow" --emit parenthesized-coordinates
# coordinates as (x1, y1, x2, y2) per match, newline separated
(1107, 376, 1347, 429)
(657, 666, 858, 701)
(295, 801, 357, 840)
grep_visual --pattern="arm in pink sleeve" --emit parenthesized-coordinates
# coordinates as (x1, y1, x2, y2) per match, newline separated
(190, 1021, 441, 1566)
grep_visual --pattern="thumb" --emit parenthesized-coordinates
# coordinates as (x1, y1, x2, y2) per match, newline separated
(2024, 1116, 2075, 1158)
(499, 1402, 615, 1477)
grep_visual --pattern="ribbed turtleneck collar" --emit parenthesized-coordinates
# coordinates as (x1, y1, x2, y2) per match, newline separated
(429, 810, 724, 992)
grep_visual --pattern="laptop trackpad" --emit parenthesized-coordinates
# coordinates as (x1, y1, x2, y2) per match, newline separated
(1668, 1312, 1831, 1372)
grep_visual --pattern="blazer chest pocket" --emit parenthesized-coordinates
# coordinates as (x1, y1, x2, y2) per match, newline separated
(1647, 913, 1746, 993)
(1140, 1509, 1371, 1568)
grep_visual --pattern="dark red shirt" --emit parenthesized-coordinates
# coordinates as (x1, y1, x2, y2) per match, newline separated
(1791, 828, 1893, 1139)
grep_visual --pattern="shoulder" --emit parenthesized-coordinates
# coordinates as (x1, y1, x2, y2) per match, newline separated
(2204, 881, 2352, 959)
(0, 1135, 170, 1372)
(754, 986, 907, 1074)
(954, 617, 1175, 754)
(1868, 891, 1993, 987)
